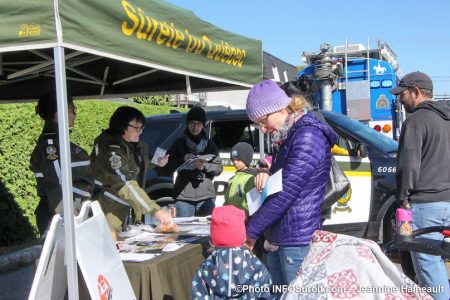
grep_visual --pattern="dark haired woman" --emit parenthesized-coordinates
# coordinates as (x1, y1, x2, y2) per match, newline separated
(30, 93, 94, 236)
(158, 106, 223, 217)
(90, 106, 171, 232)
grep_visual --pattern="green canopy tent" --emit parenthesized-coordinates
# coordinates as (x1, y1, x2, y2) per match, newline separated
(0, 0, 262, 99)
(0, 0, 262, 298)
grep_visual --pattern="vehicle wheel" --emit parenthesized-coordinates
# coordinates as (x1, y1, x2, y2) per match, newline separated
(384, 206, 416, 281)
(383, 206, 396, 245)
(155, 196, 174, 207)
(399, 251, 416, 282)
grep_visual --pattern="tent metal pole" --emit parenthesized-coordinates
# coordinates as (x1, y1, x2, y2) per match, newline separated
(0, 54, 3, 76)
(7, 51, 82, 80)
(112, 69, 158, 85)
(186, 75, 194, 103)
(185, 75, 192, 95)
(0, 74, 39, 86)
(42, 73, 104, 85)
(54, 46, 79, 300)
(100, 66, 109, 96)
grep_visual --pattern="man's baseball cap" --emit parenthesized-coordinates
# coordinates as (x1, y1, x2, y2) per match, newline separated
(390, 71, 433, 95)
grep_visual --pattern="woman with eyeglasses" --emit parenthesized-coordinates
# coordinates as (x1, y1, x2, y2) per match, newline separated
(244, 80, 337, 286)
(30, 92, 95, 236)
(158, 106, 223, 217)
(90, 106, 171, 232)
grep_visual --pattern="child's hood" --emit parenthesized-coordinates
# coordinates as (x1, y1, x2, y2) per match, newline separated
(198, 248, 268, 298)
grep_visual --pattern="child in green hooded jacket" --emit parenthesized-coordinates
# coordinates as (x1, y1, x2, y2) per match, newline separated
(224, 142, 256, 214)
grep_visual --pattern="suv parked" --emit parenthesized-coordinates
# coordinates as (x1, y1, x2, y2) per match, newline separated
(140, 109, 399, 243)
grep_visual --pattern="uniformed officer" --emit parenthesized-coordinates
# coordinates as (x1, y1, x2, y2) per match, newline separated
(30, 92, 94, 236)
(90, 106, 171, 232)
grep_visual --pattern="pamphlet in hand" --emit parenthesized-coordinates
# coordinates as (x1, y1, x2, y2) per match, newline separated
(151, 147, 167, 165)
(175, 154, 216, 172)
(246, 169, 283, 216)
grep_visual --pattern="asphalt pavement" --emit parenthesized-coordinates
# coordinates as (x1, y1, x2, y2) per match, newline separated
(0, 245, 41, 300)
(0, 245, 449, 299)
(0, 263, 34, 300)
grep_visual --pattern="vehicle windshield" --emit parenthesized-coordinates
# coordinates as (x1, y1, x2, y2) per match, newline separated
(322, 111, 398, 154)
(141, 118, 182, 154)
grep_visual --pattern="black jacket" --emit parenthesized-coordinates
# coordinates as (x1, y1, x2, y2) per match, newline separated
(165, 134, 223, 201)
(30, 122, 94, 234)
(396, 101, 450, 203)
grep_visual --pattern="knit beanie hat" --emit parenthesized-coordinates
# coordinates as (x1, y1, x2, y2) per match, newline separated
(186, 106, 206, 125)
(210, 205, 246, 247)
(246, 79, 291, 121)
(231, 142, 254, 167)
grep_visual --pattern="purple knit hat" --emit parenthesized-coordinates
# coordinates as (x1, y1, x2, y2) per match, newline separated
(246, 80, 291, 121)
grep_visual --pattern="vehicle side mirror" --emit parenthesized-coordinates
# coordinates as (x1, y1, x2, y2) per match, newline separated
(356, 144, 369, 158)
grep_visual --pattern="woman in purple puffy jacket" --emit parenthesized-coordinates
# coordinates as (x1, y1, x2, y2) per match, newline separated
(245, 80, 337, 286)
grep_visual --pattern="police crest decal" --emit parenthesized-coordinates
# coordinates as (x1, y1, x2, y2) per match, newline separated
(109, 154, 122, 169)
(46, 145, 58, 160)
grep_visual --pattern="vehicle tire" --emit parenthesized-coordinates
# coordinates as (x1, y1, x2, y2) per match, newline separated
(155, 196, 175, 207)
(383, 206, 396, 246)
(383, 206, 416, 281)
(399, 250, 416, 282)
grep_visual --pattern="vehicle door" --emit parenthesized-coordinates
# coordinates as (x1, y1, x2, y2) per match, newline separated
(321, 112, 398, 239)
(324, 129, 373, 236)
(209, 119, 262, 206)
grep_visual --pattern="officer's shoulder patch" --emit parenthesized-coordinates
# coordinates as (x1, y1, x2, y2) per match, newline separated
(46, 145, 58, 160)
(109, 154, 122, 169)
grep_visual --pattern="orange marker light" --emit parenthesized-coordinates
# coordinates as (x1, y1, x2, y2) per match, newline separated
(383, 124, 392, 133)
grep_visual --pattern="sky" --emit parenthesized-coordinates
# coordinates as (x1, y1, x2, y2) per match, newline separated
(166, 0, 450, 97)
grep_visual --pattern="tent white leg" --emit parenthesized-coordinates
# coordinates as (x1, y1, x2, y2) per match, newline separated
(54, 46, 79, 300)
(185, 75, 192, 96)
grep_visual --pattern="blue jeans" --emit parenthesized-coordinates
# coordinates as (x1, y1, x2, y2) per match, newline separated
(267, 245, 310, 285)
(175, 198, 215, 217)
(411, 201, 450, 300)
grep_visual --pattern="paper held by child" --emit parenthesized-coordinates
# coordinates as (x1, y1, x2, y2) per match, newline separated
(175, 154, 216, 172)
(246, 169, 283, 216)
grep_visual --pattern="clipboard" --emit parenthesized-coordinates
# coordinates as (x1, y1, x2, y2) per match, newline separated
(175, 154, 216, 172)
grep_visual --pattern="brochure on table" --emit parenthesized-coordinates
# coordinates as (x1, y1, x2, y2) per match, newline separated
(116, 221, 208, 261)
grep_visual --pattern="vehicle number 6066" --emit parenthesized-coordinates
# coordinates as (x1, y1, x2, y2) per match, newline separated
(377, 166, 396, 173)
